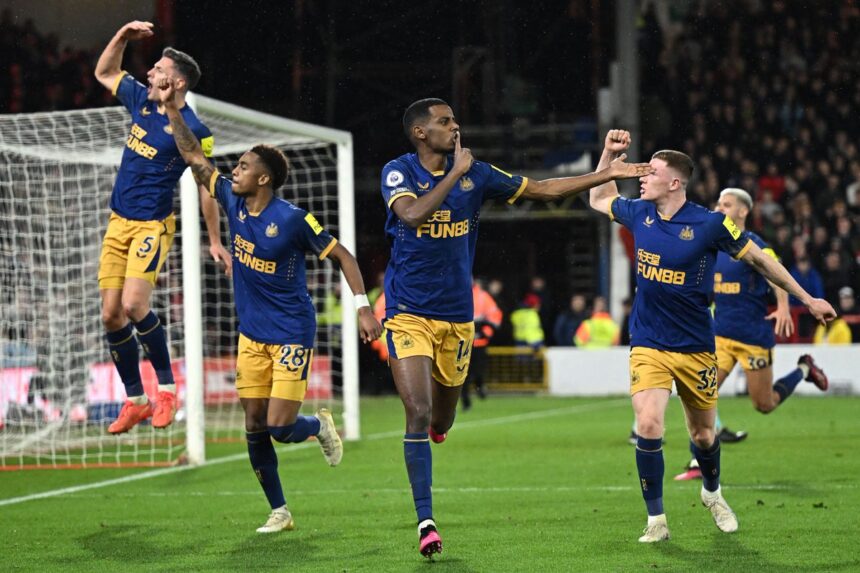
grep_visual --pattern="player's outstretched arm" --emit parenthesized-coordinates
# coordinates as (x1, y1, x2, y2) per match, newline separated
(391, 132, 473, 228)
(95, 21, 154, 90)
(159, 79, 215, 188)
(741, 242, 837, 325)
(521, 129, 652, 203)
(326, 243, 383, 343)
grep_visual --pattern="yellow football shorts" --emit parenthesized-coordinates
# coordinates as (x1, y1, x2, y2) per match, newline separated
(236, 333, 314, 401)
(98, 212, 176, 289)
(384, 313, 475, 387)
(715, 335, 773, 373)
(629, 346, 719, 410)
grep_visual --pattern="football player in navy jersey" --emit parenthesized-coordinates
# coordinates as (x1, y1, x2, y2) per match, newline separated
(673, 187, 829, 480)
(94, 21, 230, 434)
(382, 98, 653, 558)
(589, 130, 836, 542)
(160, 79, 382, 533)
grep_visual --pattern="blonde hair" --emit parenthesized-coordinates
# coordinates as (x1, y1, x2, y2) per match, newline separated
(720, 187, 753, 209)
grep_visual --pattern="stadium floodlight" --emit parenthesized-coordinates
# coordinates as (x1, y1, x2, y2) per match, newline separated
(0, 94, 358, 469)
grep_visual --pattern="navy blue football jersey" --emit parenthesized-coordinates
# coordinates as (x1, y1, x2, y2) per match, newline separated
(210, 173, 336, 346)
(714, 231, 779, 348)
(611, 197, 751, 353)
(381, 153, 527, 322)
(111, 71, 213, 221)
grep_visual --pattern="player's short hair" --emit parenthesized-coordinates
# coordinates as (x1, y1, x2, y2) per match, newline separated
(162, 47, 201, 91)
(402, 98, 449, 139)
(651, 149, 694, 182)
(250, 144, 289, 190)
(720, 187, 753, 210)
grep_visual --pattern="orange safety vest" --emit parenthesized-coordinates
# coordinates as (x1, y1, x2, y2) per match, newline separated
(370, 292, 389, 361)
(473, 284, 502, 348)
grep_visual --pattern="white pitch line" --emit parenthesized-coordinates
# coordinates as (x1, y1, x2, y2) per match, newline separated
(0, 399, 627, 507)
(46, 481, 860, 501)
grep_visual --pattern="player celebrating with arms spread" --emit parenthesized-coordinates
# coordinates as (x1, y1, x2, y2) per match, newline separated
(160, 78, 381, 533)
(589, 130, 836, 542)
(674, 187, 830, 481)
(94, 21, 230, 434)
(382, 98, 653, 558)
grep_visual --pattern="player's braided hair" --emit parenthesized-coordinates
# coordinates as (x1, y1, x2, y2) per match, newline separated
(250, 144, 290, 190)
(162, 47, 202, 90)
(403, 98, 449, 139)
(651, 149, 694, 183)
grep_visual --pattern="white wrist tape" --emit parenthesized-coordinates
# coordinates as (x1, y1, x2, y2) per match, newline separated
(354, 294, 370, 311)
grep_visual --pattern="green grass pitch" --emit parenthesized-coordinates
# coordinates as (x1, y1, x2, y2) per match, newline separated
(2, 395, 858, 572)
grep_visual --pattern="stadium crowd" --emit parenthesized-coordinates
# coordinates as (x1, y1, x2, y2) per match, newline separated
(638, 0, 860, 337)
(0, 9, 150, 113)
(3, 2, 858, 357)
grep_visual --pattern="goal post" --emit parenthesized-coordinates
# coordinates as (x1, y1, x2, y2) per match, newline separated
(0, 94, 359, 470)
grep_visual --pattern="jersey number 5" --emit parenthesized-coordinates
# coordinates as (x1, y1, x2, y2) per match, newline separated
(136, 236, 156, 258)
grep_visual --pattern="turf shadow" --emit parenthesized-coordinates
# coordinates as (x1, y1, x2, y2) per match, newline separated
(77, 523, 184, 563)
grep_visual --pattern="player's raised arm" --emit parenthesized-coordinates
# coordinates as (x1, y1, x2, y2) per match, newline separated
(94, 21, 154, 90)
(587, 130, 639, 215)
(391, 131, 473, 228)
(519, 129, 652, 203)
(325, 243, 383, 343)
(740, 241, 837, 325)
(159, 79, 215, 188)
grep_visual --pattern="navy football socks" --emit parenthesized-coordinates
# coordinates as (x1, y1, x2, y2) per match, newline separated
(692, 438, 721, 492)
(134, 311, 174, 386)
(636, 436, 665, 516)
(269, 416, 321, 443)
(246, 430, 286, 509)
(773, 367, 804, 403)
(106, 323, 143, 397)
(404, 432, 433, 522)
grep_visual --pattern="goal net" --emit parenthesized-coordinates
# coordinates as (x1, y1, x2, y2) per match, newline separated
(0, 94, 359, 469)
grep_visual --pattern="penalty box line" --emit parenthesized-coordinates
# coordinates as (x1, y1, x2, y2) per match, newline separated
(0, 398, 628, 508)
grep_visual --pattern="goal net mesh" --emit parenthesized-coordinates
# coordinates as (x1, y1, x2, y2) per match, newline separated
(0, 101, 344, 469)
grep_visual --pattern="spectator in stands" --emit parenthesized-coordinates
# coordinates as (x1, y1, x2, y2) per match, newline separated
(461, 278, 503, 410)
(789, 254, 827, 340)
(837, 286, 860, 341)
(365, 290, 395, 395)
(823, 252, 853, 304)
(552, 293, 587, 346)
(757, 162, 785, 203)
(641, 0, 860, 312)
(317, 281, 342, 348)
(510, 293, 544, 350)
(0, 12, 152, 114)
(525, 276, 553, 343)
(574, 296, 620, 349)
(789, 257, 824, 307)
(833, 216, 858, 256)
(846, 162, 860, 211)
(367, 271, 385, 308)
(810, 226, 830, 262)
(772, 225, 794, 268)
(813, 314, 852, 345)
